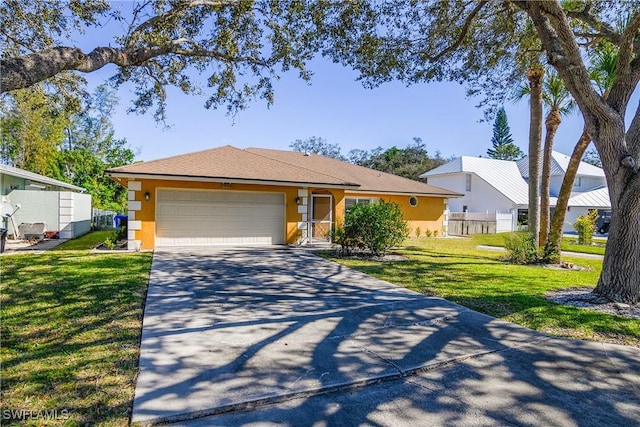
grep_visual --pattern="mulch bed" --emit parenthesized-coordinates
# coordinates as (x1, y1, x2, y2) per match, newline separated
(545, 287, 640, 319)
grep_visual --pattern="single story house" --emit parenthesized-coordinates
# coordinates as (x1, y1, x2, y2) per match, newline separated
(107, 145, 461, 250)
(0, 164, 91, 239)
(421, 151, 610, 233)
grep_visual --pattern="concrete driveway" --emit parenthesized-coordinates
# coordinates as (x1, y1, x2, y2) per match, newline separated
(132, 247, 640, 426)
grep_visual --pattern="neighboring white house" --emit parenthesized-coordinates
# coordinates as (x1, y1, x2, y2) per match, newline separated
(420, 151, 610, 233)
(0, 164, 92, 239)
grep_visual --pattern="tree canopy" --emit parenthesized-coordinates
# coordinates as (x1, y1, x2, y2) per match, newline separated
(1, 0, 328, 121)
(1, 85, 136, 212)
(487, 108, 523, 160)
(290, 136, 345, 160)
(290, 136, 445, 181)
(353, 138, 445, 181)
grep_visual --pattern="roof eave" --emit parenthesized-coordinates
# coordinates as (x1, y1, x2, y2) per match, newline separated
(1, 167, 86, 192)
(345, 189, 463, 198)
(106, 171, 361, 190)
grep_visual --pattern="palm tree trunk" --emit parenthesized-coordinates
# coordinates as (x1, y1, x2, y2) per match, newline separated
(539, 109, 561, 247)
(544, 127, 591, 262)
(527, 67, 544, 248)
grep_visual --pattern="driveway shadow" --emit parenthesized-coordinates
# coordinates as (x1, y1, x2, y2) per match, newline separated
(132, 247, 640, 426)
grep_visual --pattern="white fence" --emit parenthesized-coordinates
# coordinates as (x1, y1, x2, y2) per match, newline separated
(92, 208, 117, 230)
(448, 211, 515, 235)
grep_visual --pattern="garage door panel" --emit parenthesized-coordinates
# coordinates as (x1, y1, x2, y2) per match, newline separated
(158, 204, 282, 217)
(157, 212, 283, 224)
(155, 189, 285, 247)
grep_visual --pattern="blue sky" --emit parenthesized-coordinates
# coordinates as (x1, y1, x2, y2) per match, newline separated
(93, 59, 611, 163)
(76, 12, 638, 163)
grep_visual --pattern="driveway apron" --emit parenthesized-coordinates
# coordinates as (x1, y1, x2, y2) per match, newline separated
(132, 247, 640, 426)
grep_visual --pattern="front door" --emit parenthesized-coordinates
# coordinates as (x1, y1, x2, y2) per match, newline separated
(310, 194, 333, 242)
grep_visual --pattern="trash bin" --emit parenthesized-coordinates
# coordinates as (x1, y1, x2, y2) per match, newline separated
(0, 228, 7, 254)
(113, 215, 128, 230)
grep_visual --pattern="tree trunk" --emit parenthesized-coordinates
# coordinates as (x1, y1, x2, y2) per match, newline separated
(593, 125, 640, 304)
(520, 1, 640, 303)
(527, 67, 544, 248)
(539, 109, 561, 247)
(594, 179, 640, 303)
(544, 127, 591, 262)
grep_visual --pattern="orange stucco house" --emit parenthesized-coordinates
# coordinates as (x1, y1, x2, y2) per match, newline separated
(107, 146, 461, 250)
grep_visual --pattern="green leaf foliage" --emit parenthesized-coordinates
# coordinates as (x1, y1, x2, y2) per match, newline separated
(290, 136, 345, 160)
(1, 1, 335, 121)
(336, 201, 409, 256)
(487, 108, 523, 160)
(348, 137, 446, 180)
(504, 232, 541, 264)
(0, 84, 135, 213)
(573, 210, 599, 246)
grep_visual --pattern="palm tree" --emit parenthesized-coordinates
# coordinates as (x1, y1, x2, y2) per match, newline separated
(525, 66, 544, 248)
(516, 67, 576, 248)
(544, 43, 618, 261)
(538, 73, 576, 247)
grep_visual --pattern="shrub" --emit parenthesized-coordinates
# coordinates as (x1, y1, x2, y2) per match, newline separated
(333, 225, 358, 256)
(104, 226, 126, 250)
(415, 226, 421, 238)
(573, 210, 598, 245)
(425, 229, 433, 237)
(336, 201, 409, 256)
(504, 233, 540, 264)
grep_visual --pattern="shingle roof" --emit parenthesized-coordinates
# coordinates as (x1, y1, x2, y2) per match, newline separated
(517, 151, 605, 178)
(421, 156, 530, 205)
(108, 145, 461, 197)
(568, 187, 610, 208)
(0, 164, 86, 192)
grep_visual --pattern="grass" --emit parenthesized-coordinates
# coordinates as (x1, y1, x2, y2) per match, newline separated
(328, 236, 639, 347)
(51, 230, 113, 251)
(1, 232, 152, 426)
(474, 232, 606, 256)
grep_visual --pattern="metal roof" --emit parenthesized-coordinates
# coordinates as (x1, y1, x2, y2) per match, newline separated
(568, 187, 610, 208)
(517, 151, 605, 178)
(421, 156, 530, 205)
(421, 153, 611, 208)
(0, 164, 86, 192)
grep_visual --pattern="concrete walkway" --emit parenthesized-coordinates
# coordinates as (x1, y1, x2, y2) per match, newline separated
(132, 247, 639, 426)
(1, 238, 66, 255)
(477, 244, 605, 260)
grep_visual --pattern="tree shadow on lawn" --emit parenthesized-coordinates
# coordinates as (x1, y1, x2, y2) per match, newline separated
(131, 248, 640, 426)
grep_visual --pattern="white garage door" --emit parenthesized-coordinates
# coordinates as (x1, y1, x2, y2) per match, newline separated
(156, 189, 285, 247)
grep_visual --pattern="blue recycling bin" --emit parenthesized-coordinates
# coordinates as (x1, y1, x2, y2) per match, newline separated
(113, 215, 128, 230)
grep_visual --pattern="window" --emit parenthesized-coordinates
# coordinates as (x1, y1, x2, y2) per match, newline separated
(517, 209, 529, 226)
(573, 177, 582, 187)
(345, 197, 374, 212)
(465, 174, 472, 191)
(409, 196, 418, 207)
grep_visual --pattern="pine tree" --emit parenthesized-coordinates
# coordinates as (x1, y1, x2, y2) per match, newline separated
(487, 108, 524, 160)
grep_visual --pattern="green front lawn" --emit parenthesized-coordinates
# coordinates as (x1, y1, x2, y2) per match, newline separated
(1, 232, 152, 426)
(329, 236, 639, 347)
(1, 231, 635, 427)
(474, 232, 606, 256)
